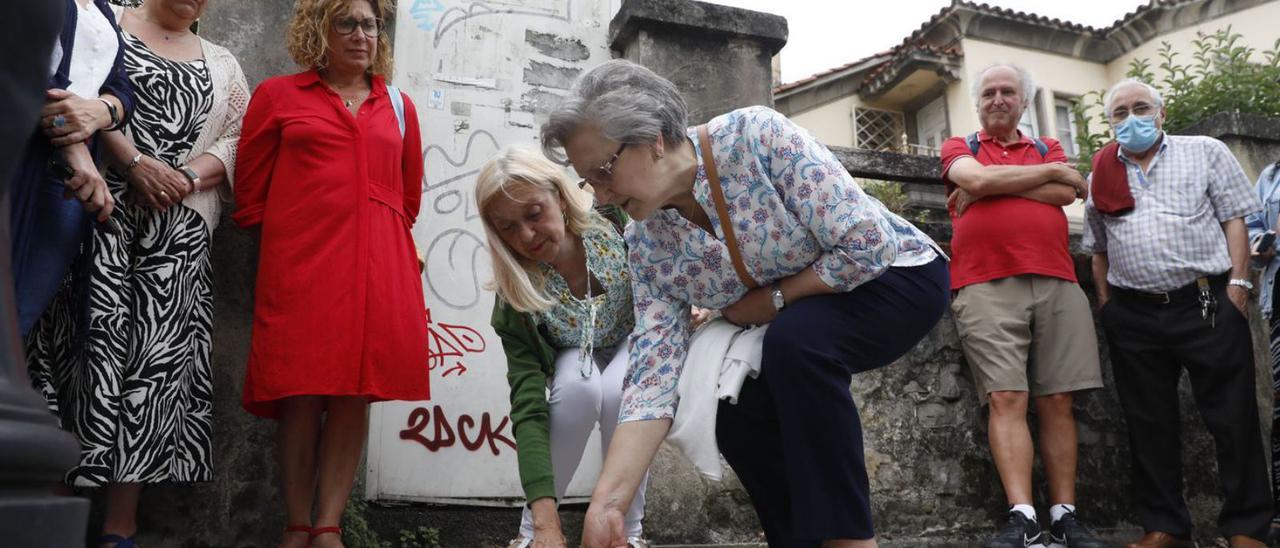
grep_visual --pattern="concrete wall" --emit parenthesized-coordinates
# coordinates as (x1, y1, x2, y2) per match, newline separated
(789, 95, 857, 148)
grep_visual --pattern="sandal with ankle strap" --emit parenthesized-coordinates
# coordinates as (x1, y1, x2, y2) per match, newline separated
(98, 534, 138, 548)
(310, 526, 342, 543)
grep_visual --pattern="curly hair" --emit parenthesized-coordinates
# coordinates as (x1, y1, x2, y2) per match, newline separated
(286, 0, 394, 77)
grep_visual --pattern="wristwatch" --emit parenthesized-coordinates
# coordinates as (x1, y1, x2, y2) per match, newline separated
(770, 282, 785, 311)
(178, 165, 201, 194)
(1228, 278, 1254, 291)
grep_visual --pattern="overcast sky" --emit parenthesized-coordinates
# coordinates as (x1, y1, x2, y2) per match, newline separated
(703, 0, 1151, 84)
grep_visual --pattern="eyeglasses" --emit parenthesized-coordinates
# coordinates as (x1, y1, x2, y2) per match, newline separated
(577, 143, 628, 190)
(1109, 102, 1156, 123)
(334, 17, 381, 37)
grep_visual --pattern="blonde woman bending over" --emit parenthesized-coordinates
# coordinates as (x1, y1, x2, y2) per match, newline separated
(478, 146, 648, 548)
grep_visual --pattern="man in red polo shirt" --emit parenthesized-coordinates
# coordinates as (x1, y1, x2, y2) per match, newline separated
(942, 64, 1106, 548)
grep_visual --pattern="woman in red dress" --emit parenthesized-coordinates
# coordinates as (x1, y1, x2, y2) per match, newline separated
(232, 0, 428, 545)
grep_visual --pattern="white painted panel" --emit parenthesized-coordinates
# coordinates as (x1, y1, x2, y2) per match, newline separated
(367, 0, 614, 504)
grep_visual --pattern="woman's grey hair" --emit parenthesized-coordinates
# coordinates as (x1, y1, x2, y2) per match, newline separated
(970, 63, 1036, 110)
(540, 59, 689, 164)
(1103, 78, 1164, 117)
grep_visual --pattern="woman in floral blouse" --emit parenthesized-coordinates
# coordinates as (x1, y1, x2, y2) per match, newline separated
(477, 145, 649, 548)
(542, 60, 950, 548)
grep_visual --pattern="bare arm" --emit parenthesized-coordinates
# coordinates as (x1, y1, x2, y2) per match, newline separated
(528, 498, 567, 547)
(949, 181, 1078, 216)
(1223, 218, 1251, 281)
(1013, 182, 1078, 206)
(722, 256, 838, 326)
(99, 127, 139, 170)
(1223, 217, 1252, 314)
(582, 419, 671, 548)
(1092, 253, 1110, 308)
(183, 154, 228, 193)
(947, 157, 1086, 198)
(101, 130, 227, 194)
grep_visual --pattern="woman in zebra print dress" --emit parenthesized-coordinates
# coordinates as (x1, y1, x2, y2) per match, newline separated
(24, 0, 248, 546)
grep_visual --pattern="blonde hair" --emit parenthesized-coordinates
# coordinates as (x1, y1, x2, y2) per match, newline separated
(286, 0, 394, 77)
(476, 145, 609, 313)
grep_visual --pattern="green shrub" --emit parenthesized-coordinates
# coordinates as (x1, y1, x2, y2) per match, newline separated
(1072, 27, 1280, 173)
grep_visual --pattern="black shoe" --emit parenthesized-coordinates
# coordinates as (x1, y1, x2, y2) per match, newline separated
(1047, 511, 1108, 547)
(982, 511, 1045, 548)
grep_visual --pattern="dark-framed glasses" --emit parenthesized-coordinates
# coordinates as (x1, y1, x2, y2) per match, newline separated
(334, 17, 382, 37)
(578, 142, 628, 190)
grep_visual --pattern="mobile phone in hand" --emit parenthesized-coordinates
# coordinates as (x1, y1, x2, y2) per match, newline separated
(1254, 231, 1276, 254)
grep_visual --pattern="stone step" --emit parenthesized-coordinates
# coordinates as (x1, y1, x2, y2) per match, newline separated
(654, 527, 1151, 548)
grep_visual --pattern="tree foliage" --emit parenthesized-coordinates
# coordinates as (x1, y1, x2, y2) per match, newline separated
(1071, 27, 1280, 173)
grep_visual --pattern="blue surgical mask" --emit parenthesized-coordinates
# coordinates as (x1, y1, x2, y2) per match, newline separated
(1114, 114, 1161, 153)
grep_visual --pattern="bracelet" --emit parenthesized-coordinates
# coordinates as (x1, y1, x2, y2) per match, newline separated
(1228, 278, 1254, 291)
(123, 153, 142, 173)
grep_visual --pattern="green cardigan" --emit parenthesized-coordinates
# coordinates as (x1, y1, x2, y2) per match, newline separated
(490, 206, 628, 504)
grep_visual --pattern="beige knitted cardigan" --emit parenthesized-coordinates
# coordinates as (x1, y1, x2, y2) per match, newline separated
(166, 37, 248, 232)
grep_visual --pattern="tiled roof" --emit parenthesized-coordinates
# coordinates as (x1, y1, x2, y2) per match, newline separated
(861, 43, 962, 89)
(773, 0, 1204, 95)
(773, 50, 893, 94)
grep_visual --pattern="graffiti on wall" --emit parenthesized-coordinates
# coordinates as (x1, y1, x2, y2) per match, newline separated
(369, 0, 610, 502)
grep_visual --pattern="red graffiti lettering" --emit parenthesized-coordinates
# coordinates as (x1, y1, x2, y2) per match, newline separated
(425, 308, 487, 377)
(399, 405, 517, 456)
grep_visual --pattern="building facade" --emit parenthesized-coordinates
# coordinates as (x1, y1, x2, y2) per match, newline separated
(774, 0, 1280, 226)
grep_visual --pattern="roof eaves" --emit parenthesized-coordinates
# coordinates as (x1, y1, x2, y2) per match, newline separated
(773, 51, 893, 96)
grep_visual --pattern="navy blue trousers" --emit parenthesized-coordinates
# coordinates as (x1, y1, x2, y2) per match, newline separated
(716, 257, 949, 546)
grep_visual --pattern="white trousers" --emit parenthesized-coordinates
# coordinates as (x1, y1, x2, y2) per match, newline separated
(518, 346, 648, 538)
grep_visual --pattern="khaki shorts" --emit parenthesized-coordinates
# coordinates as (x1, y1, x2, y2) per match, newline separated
(951, 275, 1104, 404)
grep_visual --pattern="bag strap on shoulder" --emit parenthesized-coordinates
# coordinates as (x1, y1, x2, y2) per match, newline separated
(967, 131, 1049, 158)
(386, 83, 406, 138)
(696, 125, 757, 290)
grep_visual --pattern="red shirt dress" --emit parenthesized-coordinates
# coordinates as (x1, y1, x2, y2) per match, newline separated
(233, 70, 430, 418)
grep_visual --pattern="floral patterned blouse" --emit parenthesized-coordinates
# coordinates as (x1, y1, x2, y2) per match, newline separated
(621, 106, 943, 422)
(536, 225, 634, 356)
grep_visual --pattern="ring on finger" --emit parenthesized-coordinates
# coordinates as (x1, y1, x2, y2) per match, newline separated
(52, 115, 67, 128)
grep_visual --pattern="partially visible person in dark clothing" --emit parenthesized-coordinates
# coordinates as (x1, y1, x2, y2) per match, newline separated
(9, 0, 134, 338)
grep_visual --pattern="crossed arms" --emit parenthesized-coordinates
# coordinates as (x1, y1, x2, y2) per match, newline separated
(945, 156, 1088, 215)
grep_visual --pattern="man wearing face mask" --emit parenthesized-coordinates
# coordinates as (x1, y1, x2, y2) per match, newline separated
(1084, 78, 1271, 548)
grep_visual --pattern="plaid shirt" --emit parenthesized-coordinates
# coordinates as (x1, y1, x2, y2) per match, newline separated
(1082, 134, 1259, 292)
